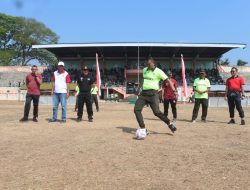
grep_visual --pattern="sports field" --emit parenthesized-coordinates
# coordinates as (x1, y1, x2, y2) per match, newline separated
(0, 101, 249, 190)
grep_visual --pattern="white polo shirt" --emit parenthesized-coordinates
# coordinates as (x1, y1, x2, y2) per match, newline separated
(52, 70, 71, 93)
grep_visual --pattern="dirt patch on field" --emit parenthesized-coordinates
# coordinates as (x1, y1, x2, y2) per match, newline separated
(0, 101, 249, 190)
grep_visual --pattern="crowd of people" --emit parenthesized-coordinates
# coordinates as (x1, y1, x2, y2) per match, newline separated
(40, 66, 224, 88)
(19, 59, 246, 140)
(41, 67, 125, 87)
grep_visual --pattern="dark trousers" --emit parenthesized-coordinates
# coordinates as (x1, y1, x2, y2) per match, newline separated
(75, 95, 79, 111)
(23, 93, 40, 119)
(227, 93, 244, 118)
(134, 91, 170, 128)
(91, 94, 99, 111)
(163, 99, 177, 119)
(77, 92, 93, 119)
(192, 98, 208, 120)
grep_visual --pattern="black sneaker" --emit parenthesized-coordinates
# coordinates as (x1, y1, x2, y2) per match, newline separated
(201, 119, 206, 123)
(48, 119, 57, 123)
(228, 119, 235, 124)
(33, 118, 38, 122)
(19, 118, 28, 122)
(168, 123, 177, 133)
(77, 118, 82, 122)
(88, 118, 93, 122)
(241, 120, 245, 125)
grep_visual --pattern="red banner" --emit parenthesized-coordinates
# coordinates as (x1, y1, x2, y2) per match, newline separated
(96, 53, 101, 96)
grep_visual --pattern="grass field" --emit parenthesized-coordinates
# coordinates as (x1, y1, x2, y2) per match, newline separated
(0, 101, 249, 190)
(20, 83, 77, 91)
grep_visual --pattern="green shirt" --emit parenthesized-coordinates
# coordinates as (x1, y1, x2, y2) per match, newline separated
(142, 67, 168, 90)
(91, 86, 98, 95)
(193, 77, 211, 99)
(75, 86, 79, 93)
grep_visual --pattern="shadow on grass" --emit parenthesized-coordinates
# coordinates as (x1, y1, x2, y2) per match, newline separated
(116, 126, 173, 136)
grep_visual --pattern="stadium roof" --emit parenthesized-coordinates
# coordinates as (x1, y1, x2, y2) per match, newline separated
(32, 42, 246, 59)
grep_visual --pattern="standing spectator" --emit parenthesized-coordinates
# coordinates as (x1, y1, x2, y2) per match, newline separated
(188, 91, 195, 103)
(134, 57, 177, 138)
(91, 82, 99, 112)
(77, 66, 94, 122)
(49, 61, 71, 123)
(20, 65, 42, 122)
(75, 85, 79, 112)
(191, 70, 211, 123)
(162, 71, 178, 122)
(225, 67, 245, 125)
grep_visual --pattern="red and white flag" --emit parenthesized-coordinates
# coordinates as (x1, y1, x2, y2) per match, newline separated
(181, 54, 188, 100)
(96, 53, 101, 96)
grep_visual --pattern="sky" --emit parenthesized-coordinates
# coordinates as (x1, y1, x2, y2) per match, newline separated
(0, 0, 249, 65)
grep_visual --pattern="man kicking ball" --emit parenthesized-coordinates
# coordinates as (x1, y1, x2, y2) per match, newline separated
(134, 57, 177, 139)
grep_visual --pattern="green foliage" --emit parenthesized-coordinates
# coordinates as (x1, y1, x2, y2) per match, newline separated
(0, 13, 59, 66)
(219, 58, 230, 66)
(237, 59, 248, 66)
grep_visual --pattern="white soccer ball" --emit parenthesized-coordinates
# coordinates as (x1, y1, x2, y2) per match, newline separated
(135, 128, 147, 140)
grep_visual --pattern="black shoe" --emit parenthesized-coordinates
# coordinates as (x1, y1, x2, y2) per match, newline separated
(201, 119, 206, 123)
(61, 120, 66, 123)
(48, 119, 57, 123)
(228, 119, 235, 124)
(77, 118, 82, 122)
(20, 118, 28, 122)
(88, 118, 93, 122)
(241, 120, 245, 125)
(168, 123, 177, 133)
(33, 118, 38, 122)
(97, 108, 99, 112)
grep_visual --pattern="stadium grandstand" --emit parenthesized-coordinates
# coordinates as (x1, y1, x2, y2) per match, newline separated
(32, 42, 248, 101)
(1, 42, 249, 105)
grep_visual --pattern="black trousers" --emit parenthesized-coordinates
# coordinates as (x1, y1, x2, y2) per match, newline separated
(75, 95, 79, 111)
(163, 99, 177, 119)
(23, 93, 40, 119)
(192, 98, 208, 120)
(91, 94, 99, 110)
(227, 93, 244, 118)
(77, 92, 93, 119)
(134, 90, 170, 128)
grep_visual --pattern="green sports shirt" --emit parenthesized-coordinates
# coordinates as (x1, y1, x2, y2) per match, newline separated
(91, 86, 98, 95)
(193, 77, 211, 99)
(75, 85, 79, 93)
(142, 67, 168, 90)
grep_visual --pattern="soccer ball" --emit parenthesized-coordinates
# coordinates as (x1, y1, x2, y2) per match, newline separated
(135, 128, 147, 140)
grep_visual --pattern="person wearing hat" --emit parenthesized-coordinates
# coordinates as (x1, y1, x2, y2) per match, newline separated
(134, 57, 177, 137)
(49, 61, 71, 123)
(191, 69, 211, 123)
(225, 67, 245, 125)
(76, 66, 94, 122)
(162, 70, 178, 122)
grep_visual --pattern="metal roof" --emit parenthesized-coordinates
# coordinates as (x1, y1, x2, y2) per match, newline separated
(32, 42, 246, 59)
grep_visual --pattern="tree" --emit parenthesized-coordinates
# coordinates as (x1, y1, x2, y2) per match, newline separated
(0, 13, 59, 66)
(219, 58, 230, 66)
(237, 59, 248, 66)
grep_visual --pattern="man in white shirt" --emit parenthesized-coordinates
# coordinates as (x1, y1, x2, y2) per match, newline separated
(49, 61, 71, 123)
